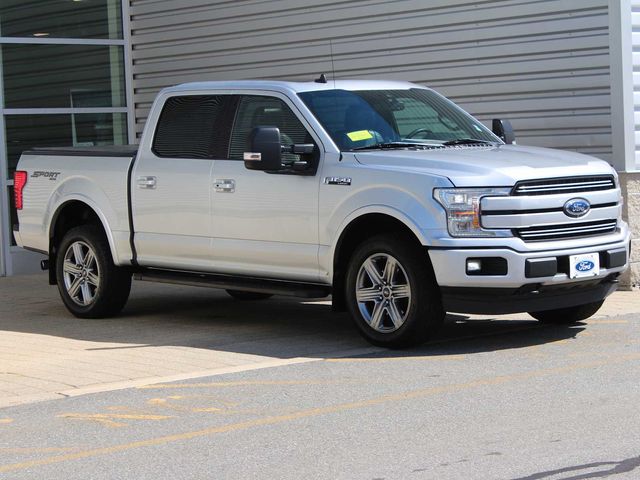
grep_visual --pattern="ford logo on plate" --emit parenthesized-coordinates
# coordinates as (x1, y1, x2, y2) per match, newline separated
(563, 198, 591, 218)
(576, 260, 595, 272)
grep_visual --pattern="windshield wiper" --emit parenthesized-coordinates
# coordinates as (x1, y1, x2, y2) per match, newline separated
(350, 142, 441, 151)
(442, 138, 496, 146)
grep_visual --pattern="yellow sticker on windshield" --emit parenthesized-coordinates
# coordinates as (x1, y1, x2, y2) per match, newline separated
(346, 130, 374, 142)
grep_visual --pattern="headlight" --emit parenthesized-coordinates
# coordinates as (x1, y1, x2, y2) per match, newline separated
(434, 188, 511, 237)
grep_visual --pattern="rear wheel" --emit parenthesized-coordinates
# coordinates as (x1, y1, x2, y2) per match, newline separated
(56, 226, 131, 318)
(345, 234, 444, 348)
(528, 300, 604, 324)
(225, 290, 273, 301)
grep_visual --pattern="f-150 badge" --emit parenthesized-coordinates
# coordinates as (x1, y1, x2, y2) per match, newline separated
(324, 176, 351, 186)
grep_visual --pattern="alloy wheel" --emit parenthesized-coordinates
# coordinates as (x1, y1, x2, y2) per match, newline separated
(62, 241, 100, 306)
(355, 253, 412, 333)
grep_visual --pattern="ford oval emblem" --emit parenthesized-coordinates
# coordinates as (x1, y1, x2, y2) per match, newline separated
(576, 260, 595, 272)
(563, 198, 591, 218)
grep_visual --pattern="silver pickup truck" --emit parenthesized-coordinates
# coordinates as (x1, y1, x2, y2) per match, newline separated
(13, 79, 629, 347)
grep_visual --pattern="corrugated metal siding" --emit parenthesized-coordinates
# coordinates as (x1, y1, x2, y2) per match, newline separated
(632, 0, 640, 164)
(130, 0, 611, 160)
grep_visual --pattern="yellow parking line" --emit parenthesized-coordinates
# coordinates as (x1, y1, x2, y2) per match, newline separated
(0, 447, 78, 454)
(0, 419, 13, 424)
(59, 413, 172, 421)
(57, 413, 173, 428)
(2, 353, 639, 474)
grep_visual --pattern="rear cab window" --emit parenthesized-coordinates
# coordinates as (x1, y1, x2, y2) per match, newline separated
(152, 95, 237, 159)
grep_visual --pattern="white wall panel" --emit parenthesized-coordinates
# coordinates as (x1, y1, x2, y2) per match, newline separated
(130, 0, 611, 160)
(632, 1, 640, 164)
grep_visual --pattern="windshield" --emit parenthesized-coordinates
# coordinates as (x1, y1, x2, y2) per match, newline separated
(298, 88, 500, 151)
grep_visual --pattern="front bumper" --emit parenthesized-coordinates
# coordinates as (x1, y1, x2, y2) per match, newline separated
(428, 224, 629, 314)
(428, 224, 630, 290)
(440, 275, 619, 314)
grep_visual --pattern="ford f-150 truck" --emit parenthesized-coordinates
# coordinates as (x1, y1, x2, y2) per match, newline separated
(13, 79, 630, 347)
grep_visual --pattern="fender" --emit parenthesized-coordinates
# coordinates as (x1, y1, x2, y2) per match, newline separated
(321, 204, 437, 281)
(46, 182, 130, 266)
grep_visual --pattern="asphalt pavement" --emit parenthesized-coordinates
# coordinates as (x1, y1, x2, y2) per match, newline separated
(0, 276, 639, 479)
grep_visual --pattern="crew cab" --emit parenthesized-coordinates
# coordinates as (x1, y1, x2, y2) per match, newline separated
(13, 79, 630, 347)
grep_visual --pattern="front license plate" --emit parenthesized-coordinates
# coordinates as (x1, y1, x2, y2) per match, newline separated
(569, 252, 600, 279)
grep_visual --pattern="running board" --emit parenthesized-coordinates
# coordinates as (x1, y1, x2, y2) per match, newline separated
(133, 269, 331, 299)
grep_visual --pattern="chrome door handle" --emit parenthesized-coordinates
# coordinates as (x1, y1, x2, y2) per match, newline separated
(137, 176, 157, 189)
(213, 179, 235, 193)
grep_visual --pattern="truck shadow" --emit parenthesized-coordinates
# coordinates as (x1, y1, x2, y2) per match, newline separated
(1, 276, 586, 360)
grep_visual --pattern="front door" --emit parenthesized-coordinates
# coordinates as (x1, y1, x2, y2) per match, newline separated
(210, 94, 322, 282)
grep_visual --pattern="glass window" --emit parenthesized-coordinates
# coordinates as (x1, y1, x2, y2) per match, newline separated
(0, 0, 122, 39)
(299, 88, 498, 150)
(152, 95, 236, 159)
(229, 96, 313, 163)
(5, 113, 128, 178)
(297, 90, 395, 150)
(364, 90, 480, 140)
(2, 44, 126, 108)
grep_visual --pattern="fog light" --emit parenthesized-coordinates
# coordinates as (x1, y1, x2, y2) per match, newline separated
(466, 259, 482, 273)
(466, 257, 508, 276)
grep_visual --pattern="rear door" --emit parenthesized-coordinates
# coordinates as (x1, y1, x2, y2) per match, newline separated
(132, 93, 237, 270)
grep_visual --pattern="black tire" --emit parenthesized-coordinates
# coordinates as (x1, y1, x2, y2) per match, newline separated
(528, 300, 604, 324)
(345, 234, 444, 348)
(56, 225, 131, 318)
(225, 290, 274, 301)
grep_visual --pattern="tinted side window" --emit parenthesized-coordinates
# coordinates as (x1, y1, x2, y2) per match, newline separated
(229, 95, 313, 162)
(153, 95, 235, 159)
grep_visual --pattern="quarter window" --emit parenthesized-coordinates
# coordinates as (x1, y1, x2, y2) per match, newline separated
(152, 95, 236, 159)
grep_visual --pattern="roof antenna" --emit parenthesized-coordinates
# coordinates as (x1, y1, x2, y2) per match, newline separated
(314, 73, 327, 84)
(329, 39, 337, 88)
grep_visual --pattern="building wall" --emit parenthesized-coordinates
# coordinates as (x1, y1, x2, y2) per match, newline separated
(619, 172, 640, 287)
(632, 0, 640, 163)
(130, 0, 612, 160)
(632, 0, 640, 286)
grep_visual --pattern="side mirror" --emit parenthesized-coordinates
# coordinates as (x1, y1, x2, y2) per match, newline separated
(492, 119, 516, 145)
(244, 127, 282, 171)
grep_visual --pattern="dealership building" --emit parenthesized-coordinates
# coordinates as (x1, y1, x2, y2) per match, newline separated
(1, 0, 639, 285)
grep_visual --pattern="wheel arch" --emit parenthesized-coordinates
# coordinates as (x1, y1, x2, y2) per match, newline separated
(331, 209, 430, 312)
(47, 198, 118, 285)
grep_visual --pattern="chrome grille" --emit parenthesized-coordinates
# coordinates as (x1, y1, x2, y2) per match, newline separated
(515, 220, 617, 242)
(512, 176, 615, 196)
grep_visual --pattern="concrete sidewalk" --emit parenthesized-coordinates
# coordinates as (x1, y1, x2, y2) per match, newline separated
(1, 274, 639, 409)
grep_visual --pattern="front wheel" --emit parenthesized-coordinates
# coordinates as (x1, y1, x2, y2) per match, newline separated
(56, 226, 131, 318)
(345, 234, 444, 348)
(528, 300, 604, 324)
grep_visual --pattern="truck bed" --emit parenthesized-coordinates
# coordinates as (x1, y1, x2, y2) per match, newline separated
(15, 145, 138, 264)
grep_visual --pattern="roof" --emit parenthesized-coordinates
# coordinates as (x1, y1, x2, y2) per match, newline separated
(161, 79, 424, 95)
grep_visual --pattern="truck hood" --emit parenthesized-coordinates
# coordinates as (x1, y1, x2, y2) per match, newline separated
(353, 144, 615, 187)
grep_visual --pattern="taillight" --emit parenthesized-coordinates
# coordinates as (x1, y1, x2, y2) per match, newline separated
(14, 171, 27, 210)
